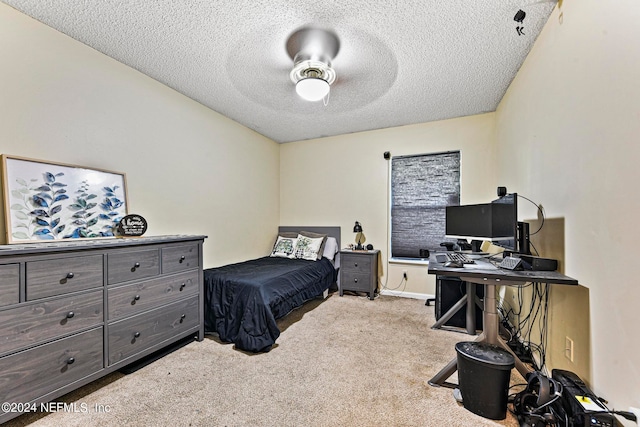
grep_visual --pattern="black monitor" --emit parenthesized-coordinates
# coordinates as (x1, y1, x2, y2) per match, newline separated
(445, 193, 525, 253)
(490, 193, 519, 253)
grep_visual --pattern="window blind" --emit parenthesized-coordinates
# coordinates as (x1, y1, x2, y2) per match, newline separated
(391, 151, 460, 259)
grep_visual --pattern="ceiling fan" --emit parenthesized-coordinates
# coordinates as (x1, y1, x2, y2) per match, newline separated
(286, 27, 341, 102)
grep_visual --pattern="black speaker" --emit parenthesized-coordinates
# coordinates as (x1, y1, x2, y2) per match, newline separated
(435, 276, 483, 329)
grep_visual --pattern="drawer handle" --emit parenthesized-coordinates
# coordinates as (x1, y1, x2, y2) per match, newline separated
(133, 332, 141, 338)
(179, 283, 186, 291)
(179, 255, 186, 263)
(133, 295, 141, 302)
(66, 357, 75, 365)
(66, 311, 75, 319)
(134, 262, 141, 268)
(180, 314, 186, 323)
(354, 278, 358, 283)
(354, 263, 358, 267)
(66, 272, 75, 279)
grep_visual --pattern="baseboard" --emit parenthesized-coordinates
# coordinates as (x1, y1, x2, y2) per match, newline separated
(380, 289, 434, 300)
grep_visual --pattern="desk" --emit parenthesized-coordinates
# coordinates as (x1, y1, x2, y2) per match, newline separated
(427, 254, 578, 388)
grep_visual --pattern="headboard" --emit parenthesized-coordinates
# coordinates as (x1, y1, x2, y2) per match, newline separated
(277, 226, 341, 252)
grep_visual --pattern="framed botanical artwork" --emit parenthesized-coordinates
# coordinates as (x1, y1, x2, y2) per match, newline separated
(1, 155, 128, 243)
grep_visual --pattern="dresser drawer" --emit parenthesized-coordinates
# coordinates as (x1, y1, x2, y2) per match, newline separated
(0, 289, 103, 356)
(107, 248, 159, 284)
(108, 296, 199, 365)
(108, 270, 199, 321)
(161, 244, 199, 274)
(0, 264, 19, 307)
(26, 255, 103, 300)
(0, 327, 103, 411)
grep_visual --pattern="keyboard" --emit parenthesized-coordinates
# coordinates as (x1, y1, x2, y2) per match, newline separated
(435, 252, 476, 264)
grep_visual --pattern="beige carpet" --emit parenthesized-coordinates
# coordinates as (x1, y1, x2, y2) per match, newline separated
(7, 294, 522, 427)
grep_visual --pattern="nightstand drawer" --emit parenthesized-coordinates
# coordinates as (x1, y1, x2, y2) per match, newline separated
(108, 270, 199, 320)
(162, 244, 199, 274)
(341, 270, 372, 292)
(107, 248, 160, 284)
(341, 255, 372, 274)
(26, 255, 103, 300)
(108, 296, 199, 365)
(0, 264, 19, 307)
(0, 327, 103, 411)
(0, 289, 103, 356)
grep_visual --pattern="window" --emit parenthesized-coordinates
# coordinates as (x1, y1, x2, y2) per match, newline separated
(390, 151, 460, 259)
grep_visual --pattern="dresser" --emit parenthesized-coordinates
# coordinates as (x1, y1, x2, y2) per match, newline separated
(339, 250, 379, 300)
(0, 235, 206, 424)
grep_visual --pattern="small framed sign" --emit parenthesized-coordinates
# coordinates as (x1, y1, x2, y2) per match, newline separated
(117, 214, 147, 237)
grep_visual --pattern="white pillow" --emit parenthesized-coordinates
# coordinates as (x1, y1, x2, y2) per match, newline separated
(294, 234, 324, 261)
(322, 237, 339, 260)
(270, 236, 298, 258)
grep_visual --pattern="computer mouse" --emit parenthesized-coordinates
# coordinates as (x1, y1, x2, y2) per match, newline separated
(444, 260, 464, 268)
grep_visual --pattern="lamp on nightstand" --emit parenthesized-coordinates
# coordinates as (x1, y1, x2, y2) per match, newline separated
(353, 221, 366, 250)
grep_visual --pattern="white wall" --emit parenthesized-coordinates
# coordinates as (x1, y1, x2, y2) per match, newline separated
(280, 113, 496, 296)
(496, 0, 640, 420)
(0, 4, 280, 267)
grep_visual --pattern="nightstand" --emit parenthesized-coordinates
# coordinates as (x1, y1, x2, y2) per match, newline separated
(339, 250, 379, 300)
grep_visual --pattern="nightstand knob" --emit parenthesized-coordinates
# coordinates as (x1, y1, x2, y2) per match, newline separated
(66, 272, 75, 279)
(354, 263, 358, 267)
(179, 283, 186, 291)
(134, 332, 141, 338)
(134, 262, 141, 268)
(354, 278, 358, 283)
(66, 357, 75, 365)
(66, 311, 75, 319)
(180, 314, 186, 323)
(179, 256, 186, 263)
(134, 295, 141, 301)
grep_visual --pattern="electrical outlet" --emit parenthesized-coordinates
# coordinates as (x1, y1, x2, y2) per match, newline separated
(402, 270, 407, 280)
(565, 336, 574, 362)
(629, 406, 640, 424)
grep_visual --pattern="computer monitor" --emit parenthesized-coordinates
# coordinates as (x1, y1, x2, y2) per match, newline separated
(445, 192, 525, 253)
(490, 193, 519, 253)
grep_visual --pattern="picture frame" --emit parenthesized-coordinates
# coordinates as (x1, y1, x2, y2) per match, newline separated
(1, 154, 128, 244)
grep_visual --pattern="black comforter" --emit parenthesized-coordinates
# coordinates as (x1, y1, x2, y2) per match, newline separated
(204, 256, 336, 352)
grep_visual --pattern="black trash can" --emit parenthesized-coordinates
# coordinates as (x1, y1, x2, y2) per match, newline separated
(455, 341, 515, 420)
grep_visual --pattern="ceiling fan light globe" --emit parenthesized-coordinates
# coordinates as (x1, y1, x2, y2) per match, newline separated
(296, 77, 330, 101)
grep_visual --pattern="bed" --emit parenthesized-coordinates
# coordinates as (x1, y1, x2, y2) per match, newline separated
(204, 226, 341, 352)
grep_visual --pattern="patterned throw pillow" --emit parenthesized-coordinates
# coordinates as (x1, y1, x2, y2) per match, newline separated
(270, 236, 298, 258)
(293, 234, 325, 261)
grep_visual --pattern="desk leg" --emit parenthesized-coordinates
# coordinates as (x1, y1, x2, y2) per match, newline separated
(427, 357, 459, 388)
(465, 282, 476, 335)
(431, 282, 477, 335)
(431, 295, 468, 330)
(483, 283, 499, 345)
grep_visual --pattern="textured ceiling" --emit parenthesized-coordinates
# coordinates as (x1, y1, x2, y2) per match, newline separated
(2, 0, 557, 143)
